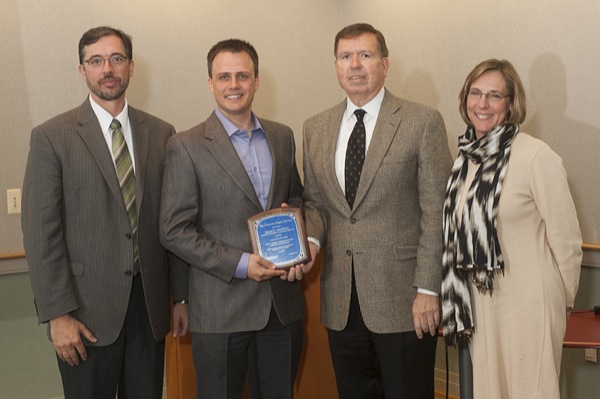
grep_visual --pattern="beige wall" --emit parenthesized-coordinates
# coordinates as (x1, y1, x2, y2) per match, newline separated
(2, 0, 598, 257)
(1, 0, 600, 397)
(0, 0, 346, 258)
(343, 0, 600, 247)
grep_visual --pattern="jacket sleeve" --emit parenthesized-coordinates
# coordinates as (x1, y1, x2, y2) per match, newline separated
(530, 145, 582, 307)
(301, 119, 327, 245)
(159, 135, 244, 283)
(22, 126, 79, 323)
(413, 110, 453, 293)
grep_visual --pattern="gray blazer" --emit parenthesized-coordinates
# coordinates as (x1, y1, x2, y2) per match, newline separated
(22, 98, 187, 345)
(302, 90, 452, 333)
(160, 112, 304, 333)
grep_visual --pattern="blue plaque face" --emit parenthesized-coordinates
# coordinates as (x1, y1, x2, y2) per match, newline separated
(247, 208, 310, 268)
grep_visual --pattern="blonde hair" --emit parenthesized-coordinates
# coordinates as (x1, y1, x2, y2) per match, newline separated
(458, 59, 527, 127)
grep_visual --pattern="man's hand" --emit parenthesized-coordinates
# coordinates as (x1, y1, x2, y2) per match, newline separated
(172, 303, 189, 337)
(281, 242, 318, 282)
(49, 314, 97, 366)
(247, 254, 286, 282)
(412, 293, 440, 339)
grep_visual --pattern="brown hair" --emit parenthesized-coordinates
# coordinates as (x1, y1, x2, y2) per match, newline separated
(207, 39, 259, 78)
(78, 26, 132, 64)
(334, 23, 388, 58)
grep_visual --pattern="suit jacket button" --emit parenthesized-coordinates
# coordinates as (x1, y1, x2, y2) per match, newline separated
(350, 217, 356, 224)
(125, 233, 132, 239)
(346, 250, 352, 256)
(125, 271, 132, 276)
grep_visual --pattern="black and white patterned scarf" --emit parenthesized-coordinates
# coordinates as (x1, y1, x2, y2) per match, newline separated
(441, 124, 519, 345)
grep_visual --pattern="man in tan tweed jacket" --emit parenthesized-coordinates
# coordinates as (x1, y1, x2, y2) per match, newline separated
(301, 23, 452, 399)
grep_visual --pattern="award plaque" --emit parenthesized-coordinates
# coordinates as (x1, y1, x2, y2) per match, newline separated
(247, 207, 311, 269)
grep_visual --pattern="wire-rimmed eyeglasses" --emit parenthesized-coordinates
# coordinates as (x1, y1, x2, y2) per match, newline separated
(467, 89, 509, 102)
(83, 54, 129, 68)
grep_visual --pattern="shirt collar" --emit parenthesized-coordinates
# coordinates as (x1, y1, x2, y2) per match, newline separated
(88, 95, 130, 135)
(215, 108, 263, 137)
(343, 86, 385, 122)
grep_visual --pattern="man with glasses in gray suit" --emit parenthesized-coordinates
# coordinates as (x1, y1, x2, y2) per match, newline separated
(22, 26, 188, 399)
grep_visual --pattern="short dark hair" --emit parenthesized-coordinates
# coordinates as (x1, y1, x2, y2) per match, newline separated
(207, 39, 259, 78)
(334, 23, 388, 58)
(458, 59, 527, 126)
(78, 26, 133, 64)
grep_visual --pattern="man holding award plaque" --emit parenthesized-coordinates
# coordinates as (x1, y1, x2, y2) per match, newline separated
(301, 24, 452, 398)
(159, 39, 305, 399)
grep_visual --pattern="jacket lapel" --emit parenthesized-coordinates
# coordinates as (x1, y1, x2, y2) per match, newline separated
(323, 101, 348, 207)
(262, 120, 281, 210)
(353, 91, 402, 210)
(129, 107, 149, 214)
(204, 113, 263, 210)
(76, 99, 125, 208)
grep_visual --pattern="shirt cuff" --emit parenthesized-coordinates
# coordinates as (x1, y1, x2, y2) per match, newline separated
(307, 237, 320, 253)
(417, 288, 438, 296)
(234, 252, 250, 279)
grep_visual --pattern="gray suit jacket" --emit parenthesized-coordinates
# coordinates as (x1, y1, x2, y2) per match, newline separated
(22, 98, 187, 345)
(302, 90, 452, 333)
(160, 112, 304, 333)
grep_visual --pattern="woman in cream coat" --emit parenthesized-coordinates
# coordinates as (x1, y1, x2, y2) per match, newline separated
(441, 59, 582, 398)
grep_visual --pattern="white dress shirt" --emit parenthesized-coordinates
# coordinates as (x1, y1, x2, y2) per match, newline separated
(89, 96, 136, 173)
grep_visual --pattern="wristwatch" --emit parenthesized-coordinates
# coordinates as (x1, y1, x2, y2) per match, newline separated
(173, 299, 187, 305)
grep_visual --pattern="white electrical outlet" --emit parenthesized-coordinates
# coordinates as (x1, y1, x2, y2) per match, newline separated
(585, 348, 597, 363)
(7, 189, 21, 215)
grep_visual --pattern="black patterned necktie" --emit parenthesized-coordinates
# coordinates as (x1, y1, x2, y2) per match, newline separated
(110, 119, 140, 274)
(345, 109, 366, 209)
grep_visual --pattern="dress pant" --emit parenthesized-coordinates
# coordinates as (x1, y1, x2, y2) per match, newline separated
(327, 274, 437, 399)
(192, 305, 303, 399)
(57, 275, 165, 399)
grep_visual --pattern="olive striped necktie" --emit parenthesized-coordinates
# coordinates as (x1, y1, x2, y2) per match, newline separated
(110, 119, 139, 274)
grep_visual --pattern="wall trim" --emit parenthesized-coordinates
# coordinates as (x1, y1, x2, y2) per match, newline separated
(0, 251, 25, 261)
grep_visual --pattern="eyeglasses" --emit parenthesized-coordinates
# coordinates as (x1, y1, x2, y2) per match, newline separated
(83, 55, 129, 68)
(467, 88, 509, 102)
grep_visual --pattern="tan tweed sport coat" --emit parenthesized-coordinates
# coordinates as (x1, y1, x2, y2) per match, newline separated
(302, 90, 452, 333)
